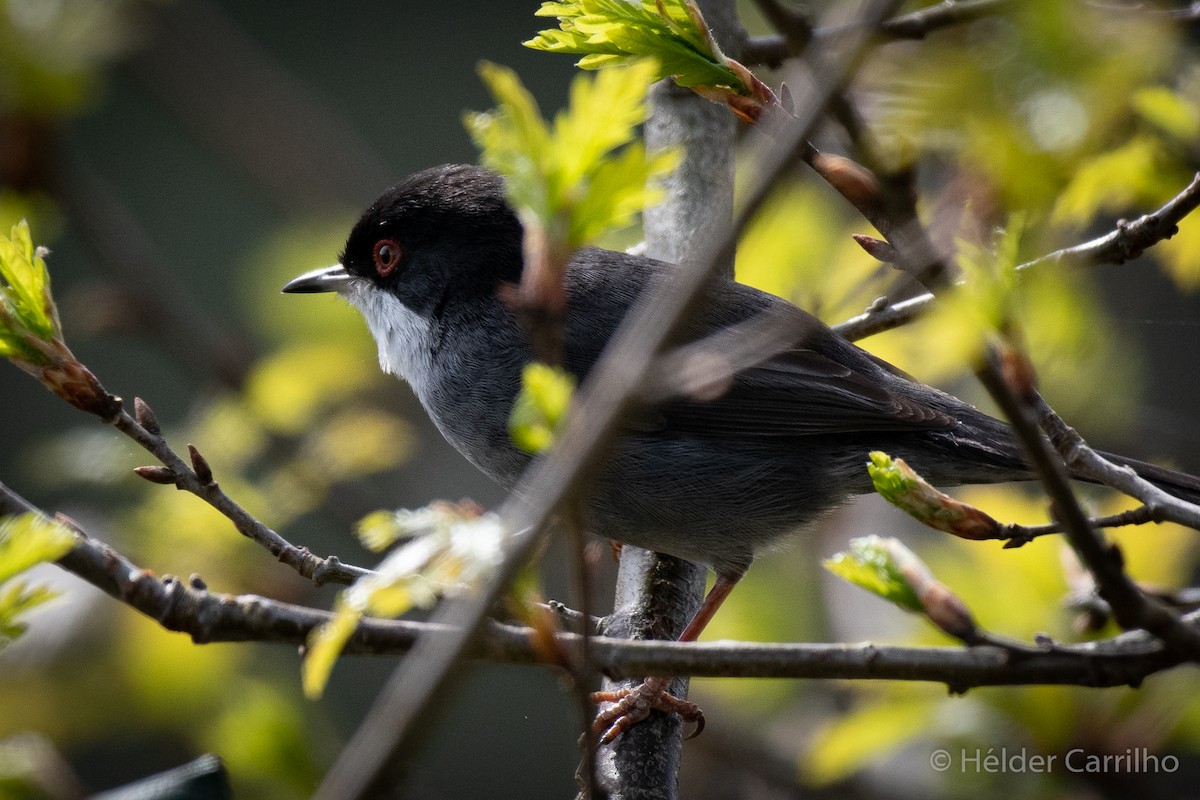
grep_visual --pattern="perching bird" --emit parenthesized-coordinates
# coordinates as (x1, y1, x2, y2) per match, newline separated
(284, 163, 1200, 741)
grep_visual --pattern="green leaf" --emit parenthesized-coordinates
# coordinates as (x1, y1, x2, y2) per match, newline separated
(825, 533, 978, 640)
(467, 58, 675, 258)
(0, 513, 74, 650)
(1133, 86, 1200, 144)
(303, 504, 509, 697)
(867, 451, 1001, 540)
(525, 0, 743, 93)
(0, 581, 61, 647)
(301, 599, 362, 698)
(1051, 136, 1179, 226)
(508, 363, 576, 454)
(0, 220, 60, 354)
(0, 512, 76, 585)
(824, 535, 923, 614)
(354, 500, 485, 553)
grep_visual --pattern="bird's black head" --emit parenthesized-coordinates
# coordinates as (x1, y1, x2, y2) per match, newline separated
(339, 164, 524, 314)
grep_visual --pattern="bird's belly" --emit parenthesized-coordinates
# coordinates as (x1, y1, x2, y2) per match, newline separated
(584, 436, 857, 574)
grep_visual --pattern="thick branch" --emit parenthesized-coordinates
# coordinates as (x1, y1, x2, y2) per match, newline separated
(41, 508, 1200, 694)
(4, 476, 1188, 701)
(17, 483, 1190, 693)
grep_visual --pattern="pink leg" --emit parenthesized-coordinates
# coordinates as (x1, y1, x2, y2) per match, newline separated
(592, 569, 744, 743)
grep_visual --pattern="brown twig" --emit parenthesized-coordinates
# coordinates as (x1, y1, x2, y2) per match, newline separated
(790, 67, 1200, 658)
(112, 400, 371, 586)
(971, 358, 1200, 658)
(4, 479, 1194, 693)
(999, 505, 1161, 548)
(744, 0, 1014, 65)
(1031, 394, 1200, 532)
(833, 173, 1200, 341)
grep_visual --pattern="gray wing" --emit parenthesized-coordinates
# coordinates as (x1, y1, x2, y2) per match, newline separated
(563, 248, 956, 439)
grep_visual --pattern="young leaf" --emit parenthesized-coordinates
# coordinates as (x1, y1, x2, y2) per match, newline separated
(301, 598, 363, 699)
(0, 512, 77, 585)
(303, 503, 509, 697)
(0, 221, 120, 417)
(509, 363, 576, 454)
(0, 513, 76, 650)
(525, 0, 775, 121)
(824, 535, 978, 641)
(465, 58, 678, 257)
(824, 535, 923, 614)
(867, 451, 1002, 540)
(0, 581, 61, 647)
(0, 220, 59, 364)
(465, 58, 677, 346)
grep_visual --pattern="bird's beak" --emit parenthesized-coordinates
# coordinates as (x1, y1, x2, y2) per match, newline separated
(281, 264, 353, 294)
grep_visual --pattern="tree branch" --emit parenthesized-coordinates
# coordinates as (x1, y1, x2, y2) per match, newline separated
(797, 82, 1200, 659)
(744, 0, 1014, 65)
(833, 172, 1200, 341)
(109, 401, 370, 586)
(8, 476, 1190, 694)
(5, 475, 1192, 720)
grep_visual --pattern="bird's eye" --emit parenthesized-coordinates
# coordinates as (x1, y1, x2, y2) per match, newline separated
(372, 238, 402, 277)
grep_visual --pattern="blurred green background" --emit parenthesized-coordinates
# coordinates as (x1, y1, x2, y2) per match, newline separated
(4, 2, 1200, 798)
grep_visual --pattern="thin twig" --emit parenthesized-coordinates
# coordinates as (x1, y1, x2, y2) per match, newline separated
(744, 0, 1013, 65)
(1031, 394, 1200, 531)
(111, 403, 371, 586)
(799, 75, 1200, 657)
(833, 173, 1200, 341)
(1000, 505, 1161, 548)
(973, 360, 1200, 657)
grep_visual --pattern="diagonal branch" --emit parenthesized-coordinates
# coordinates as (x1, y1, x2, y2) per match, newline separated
(833, 172, 1200, 341)
(798, 88, 1200, 658)
(110, 400, 370, 586)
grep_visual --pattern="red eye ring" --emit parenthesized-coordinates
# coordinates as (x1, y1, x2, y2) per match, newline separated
(372, 238, 402, 277)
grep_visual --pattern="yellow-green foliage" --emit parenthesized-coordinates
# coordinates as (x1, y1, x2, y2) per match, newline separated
(0, 220, 58, 364)
(0, 513, 76, 648)
(824, 534, 924, 614)
(303, 504, 509, 698)
(526, 0, 741, 90)
(509, 363, 576, 454)
(465, 59, 678, 254)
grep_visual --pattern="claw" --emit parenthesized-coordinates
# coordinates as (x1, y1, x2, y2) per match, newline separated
(592, 677, 705, 744)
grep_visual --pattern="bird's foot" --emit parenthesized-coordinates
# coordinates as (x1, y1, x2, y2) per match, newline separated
(591, 677, 705, 744)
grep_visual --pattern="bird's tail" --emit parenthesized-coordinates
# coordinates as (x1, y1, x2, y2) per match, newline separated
(1097, 452, 1200, 508)
(920, 410, 1200, 509)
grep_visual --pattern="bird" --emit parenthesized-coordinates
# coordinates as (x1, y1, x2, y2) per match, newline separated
(283, 162, 1200, 742)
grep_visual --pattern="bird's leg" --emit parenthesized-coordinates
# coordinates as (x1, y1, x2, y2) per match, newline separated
(592, 568, 744, 744)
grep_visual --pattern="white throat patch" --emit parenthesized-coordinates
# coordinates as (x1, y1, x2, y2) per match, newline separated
(343, 281, 434, 398)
